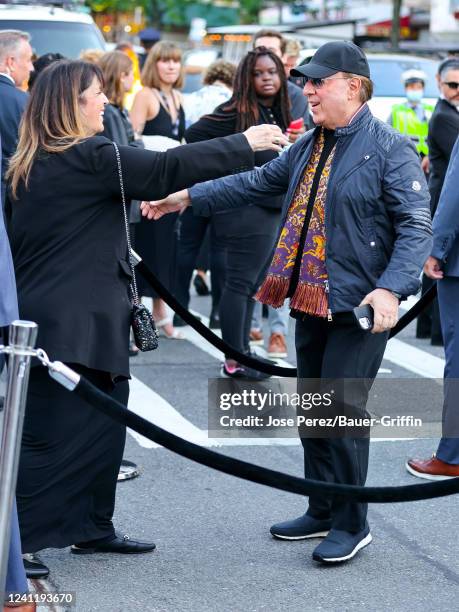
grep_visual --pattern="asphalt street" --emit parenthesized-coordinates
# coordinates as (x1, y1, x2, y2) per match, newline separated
(4, 287, 459, 611)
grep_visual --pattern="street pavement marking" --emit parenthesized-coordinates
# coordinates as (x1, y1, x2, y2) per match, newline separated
(128, 375, 218, 448)
(128, 376, 302, 448)
(384, 337, 444, 379)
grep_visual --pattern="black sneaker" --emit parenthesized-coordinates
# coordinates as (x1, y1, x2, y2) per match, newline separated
(270, 513, 331, 540)
(312, 525, 372, 563)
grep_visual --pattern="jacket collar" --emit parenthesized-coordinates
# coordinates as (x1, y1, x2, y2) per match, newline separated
(0, 73, 16, 87)
(334, 103, 372, 137)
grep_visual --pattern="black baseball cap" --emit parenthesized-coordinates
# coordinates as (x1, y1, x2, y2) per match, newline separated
(291, 41, 370, 79)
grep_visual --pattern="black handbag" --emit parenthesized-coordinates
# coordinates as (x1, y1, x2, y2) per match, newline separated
(113, 142, 159, 351)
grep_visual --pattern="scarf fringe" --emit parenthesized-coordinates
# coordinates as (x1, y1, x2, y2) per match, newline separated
(290, 282, 328, 318)
(255, 274, 289, 308)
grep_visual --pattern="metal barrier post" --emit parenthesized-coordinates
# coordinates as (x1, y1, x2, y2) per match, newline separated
(0, 321, 38, 598)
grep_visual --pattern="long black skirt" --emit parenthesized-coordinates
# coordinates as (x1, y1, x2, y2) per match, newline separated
(16, 364, 128, 553)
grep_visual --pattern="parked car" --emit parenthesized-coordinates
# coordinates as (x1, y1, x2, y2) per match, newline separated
(0, 3, 105, 59)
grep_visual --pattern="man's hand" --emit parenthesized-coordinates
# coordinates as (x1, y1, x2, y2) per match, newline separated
(424, 255, 443, 279)
(140, 189, 190, 220)
(421, 156, 430, 174)
(360, 288, 399, 334)
(243, 124, 289, 152)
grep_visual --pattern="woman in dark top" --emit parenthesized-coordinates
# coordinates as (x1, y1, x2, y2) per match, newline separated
(185, 47, 292, 378)
(6, 60, 284, 561)
(131, 41, 186, 338)
(99, 51, 139, 147)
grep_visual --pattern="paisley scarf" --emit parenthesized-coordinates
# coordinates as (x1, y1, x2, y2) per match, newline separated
(255, 129, 336, 317)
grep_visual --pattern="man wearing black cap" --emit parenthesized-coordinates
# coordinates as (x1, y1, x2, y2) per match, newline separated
(138, 28, 161, 69)
(145, 41, 432, 564)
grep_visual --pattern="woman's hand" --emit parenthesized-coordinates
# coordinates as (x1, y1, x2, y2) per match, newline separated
(243, 125, 289, 152)
(286, 125, 306, 144)
(140, 190, 190, 220)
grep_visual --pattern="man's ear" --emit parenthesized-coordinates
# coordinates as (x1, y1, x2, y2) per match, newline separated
(348, 77, 361, 99)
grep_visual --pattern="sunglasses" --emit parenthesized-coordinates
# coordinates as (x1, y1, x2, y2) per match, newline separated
(300, 76, 352, 88)
(442, 81, 459, 90)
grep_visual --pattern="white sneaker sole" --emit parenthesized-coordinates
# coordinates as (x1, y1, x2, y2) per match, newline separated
(272, 530, 330, 541)
(314, 532, 372, 563)
(267, 352, 288, 358)
(405, 461, 457, 481)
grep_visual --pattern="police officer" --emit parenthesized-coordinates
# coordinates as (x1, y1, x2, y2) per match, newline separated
(388, 69, 433, 159)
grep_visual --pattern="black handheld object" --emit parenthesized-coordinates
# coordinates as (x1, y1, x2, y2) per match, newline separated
(353, 304, 374, 331)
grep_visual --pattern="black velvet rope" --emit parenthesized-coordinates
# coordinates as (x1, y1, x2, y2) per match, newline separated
(137, 260, 437, 377)
(74, 375, 459, 503)
(389, 284, 437, 338)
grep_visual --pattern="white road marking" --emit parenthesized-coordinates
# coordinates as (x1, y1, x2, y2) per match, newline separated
(128, 376, 218, 448)
(384, 337, 444, 379)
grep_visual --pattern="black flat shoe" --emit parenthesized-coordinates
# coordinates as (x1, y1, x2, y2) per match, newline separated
(71, 534, 156, 555)
(23, 558, 49, 579)
(193, 274, 210, 296)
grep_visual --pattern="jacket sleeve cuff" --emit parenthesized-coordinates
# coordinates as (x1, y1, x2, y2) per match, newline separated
(189, 183, 212, 217)
(431, 235, 452, 262)
(376, 271, 421, 298)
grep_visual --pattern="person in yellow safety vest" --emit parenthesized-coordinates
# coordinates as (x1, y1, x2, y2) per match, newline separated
(388, 69, 434, 157)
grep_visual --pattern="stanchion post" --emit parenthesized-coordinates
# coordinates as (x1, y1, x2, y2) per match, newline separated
(0, 321, 38, 598)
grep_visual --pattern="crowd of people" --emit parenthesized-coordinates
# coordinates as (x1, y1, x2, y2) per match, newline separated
(1, 24, 459, 609)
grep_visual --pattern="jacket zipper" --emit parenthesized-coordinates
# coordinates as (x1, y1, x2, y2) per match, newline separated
(329, 154, 373, 210)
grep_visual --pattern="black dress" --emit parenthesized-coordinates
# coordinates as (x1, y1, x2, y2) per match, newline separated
(185, 102, 286, 356)
(7, 134, 254, 552)
(135, 95, 186, 298)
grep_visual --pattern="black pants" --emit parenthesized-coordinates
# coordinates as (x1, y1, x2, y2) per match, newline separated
(295, 314, 388, 532)
(17, 364, 128, 553)
(416, 274, 442, 343)
(174, 208, 225, 311)
(214, 206, 280, 356)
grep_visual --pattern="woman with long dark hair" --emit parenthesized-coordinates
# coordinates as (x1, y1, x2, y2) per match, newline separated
(185, 47, 292, 378)
(5, 59, 286, 565)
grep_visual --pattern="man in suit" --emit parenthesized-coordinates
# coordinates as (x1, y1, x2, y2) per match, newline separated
(0, 30, 33, 204)
(407, 136, 459, 480)
(416, 58, 459, 345)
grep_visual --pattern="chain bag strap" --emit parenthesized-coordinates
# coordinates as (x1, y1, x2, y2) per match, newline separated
(113, 142, 158, 351)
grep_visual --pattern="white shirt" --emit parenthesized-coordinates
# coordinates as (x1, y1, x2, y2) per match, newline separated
(0, 72, 15, 85)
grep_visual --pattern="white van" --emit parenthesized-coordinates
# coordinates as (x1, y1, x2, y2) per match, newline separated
(0, 2, 105, 58)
